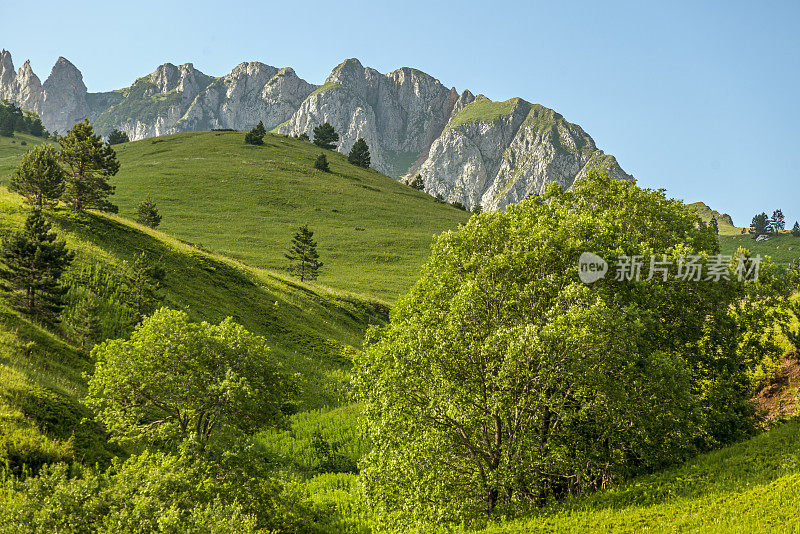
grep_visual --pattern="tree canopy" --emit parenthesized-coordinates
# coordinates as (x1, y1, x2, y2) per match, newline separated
(135, 195, 162, 228)
(106, 129, 130, 145)
(348, 138, 371, 168)
(312, 122, 339, 150)
(9, 145, 65, 208)
(285, 225, 323, 282)
(87, 308, 293, 451)
(59, 119, 120, 212)
(356, 171, 755, 525)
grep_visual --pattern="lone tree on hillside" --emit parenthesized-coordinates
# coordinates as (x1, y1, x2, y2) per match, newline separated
(409, 174, 424, 191)
(314, 154, 330, 172)
(709, 217, 719, 235)
(750, 212, 770, 237)
(348, 138, 371, 168)
(135, 195, 162, 228)
(245, 121, 266, 145)
(87, 308, 293, 451)
(59, 119, 120, 212)
(9, 145, 65, 208)
(793, 221, 800, 237)
(313, 122, 339, 150)
(107, 129, 130, 145)
(771, 209, 785, 233)
(0, 209, 74, 323)
(285, 225, 323, 281)
(298, 132, 310, 141)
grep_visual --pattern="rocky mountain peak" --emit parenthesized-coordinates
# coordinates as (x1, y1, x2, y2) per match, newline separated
(0, 49, 15, 87)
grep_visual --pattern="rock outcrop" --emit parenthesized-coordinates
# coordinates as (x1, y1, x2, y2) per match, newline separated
(0, 48, 633, 211)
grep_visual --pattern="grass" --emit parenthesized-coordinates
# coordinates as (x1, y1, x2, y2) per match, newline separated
(475, 420, 800, 533)
(687, 201, 738, 235)
(10, 130, 468, 302)
(719, 232, 800, 268)
(447, 97, 529, 132)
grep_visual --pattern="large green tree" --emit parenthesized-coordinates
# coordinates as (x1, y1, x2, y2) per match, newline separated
(0, 209, 74, 322)
(106, 128, 130, 145)
(9, 145, 65, 208)
(285, 225, 323, 281)
(87, 308, 293, 451)
(312, 122, 339, 150)
(356, 171, 753, 525)
(347, 138, 371, 168)
(750, 212, 770, 236)
(59, 119, 120, 212)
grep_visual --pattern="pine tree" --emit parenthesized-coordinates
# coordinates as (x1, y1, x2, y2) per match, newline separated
(0, 114, 14, 137)
(9, 145, 65, 208)
(771, 209, 785, 233)
(313, 122, 339, 150)
(750, 212, 769, 237)
(244, 121, 266, 146)
(135, 195, 162, 228)
(348, 138, 371, 168)
(285, 225, 323, 282)
(59, 119, 120, 212)
(314, 154, 330, 172)
(792, 221, 800, 237)
(107, 129, 130, 145)
(409, 174, 425, 191)
(709, 217, 719, 235)
(0, 209, 74, 323)
(298, 132, 310, 141)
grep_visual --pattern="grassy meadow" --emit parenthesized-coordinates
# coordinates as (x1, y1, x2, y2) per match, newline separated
(11, 131, 471, 302)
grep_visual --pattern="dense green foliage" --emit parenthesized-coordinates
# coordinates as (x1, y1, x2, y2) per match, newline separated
(750, 212, 770, 236)
(106, 129, 129, 145)
(314, 153, 330, 172)
(0, 209, 74, 323)
(409, 174, 424, 191)
(9, 145, 64, 208)
(88, 309, 293, 451)
(348, 138, 371, 168)
(286, 225, 323, 282)
(356, 172, 765, 527)
(245, 121, 267, 146)
(134, 195, 161, 228)
(58, 120, 120, 212)
(0, 101, 47, 138)
(313, 122, 339, 150)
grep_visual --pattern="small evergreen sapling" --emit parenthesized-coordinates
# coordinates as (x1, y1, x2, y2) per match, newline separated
(314, 154, 330, 172)
(244, 121, 266, 145)
(135, 195, 162, 228)
(285, 225, 323, 281)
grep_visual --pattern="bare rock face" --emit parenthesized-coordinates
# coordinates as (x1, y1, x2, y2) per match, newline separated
(417, 98, 633, 210)
(178, 63, 316, 132)
(278, 58, 461, 177)
(40, 57, 89, 135)
(0, 50, 43, 117)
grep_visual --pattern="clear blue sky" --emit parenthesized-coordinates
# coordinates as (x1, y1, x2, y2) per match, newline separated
(3, 0, 798, 227)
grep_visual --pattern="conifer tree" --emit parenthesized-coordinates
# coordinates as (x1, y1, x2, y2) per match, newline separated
(771, 209, 785, 233)
(348, 138, 371, 168)
(314, 154, 330, 172)
(793, 221, 800, 237)
(709, 217, 719, 235)
(135, 195, 162, 228)
(244, 121, 266, 145)
(0, 209, 74, 322)
(409, 174, 425, 191)
(298, 132, 310, 141)
(313, 122, 339, 150)
(106, 128, 130, 145)
(750, 212, 769, 236)
(59, 119, 120, 212)
(9, 145, 65, 208)
(285, 225, 323, 281)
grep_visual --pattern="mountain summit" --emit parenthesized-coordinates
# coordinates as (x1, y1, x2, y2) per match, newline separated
(0, 49, 631, 209)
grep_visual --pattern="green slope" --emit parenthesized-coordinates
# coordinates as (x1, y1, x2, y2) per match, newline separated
(476, 420, 800, 533)
(0, 185, 389, 474)
(98, 131, 469, 302)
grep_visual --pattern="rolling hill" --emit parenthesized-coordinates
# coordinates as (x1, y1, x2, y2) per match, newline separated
(94, 130, 471, 301)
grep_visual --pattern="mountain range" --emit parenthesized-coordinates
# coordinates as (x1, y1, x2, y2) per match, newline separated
(0, 49, 632, 210)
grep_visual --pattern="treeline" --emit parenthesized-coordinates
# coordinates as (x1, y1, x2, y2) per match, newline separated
(0, 100, 50, 138)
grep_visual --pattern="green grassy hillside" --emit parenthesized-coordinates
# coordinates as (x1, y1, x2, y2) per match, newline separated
(68, 131, 470, 302)
(475, 420, 800, 533)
